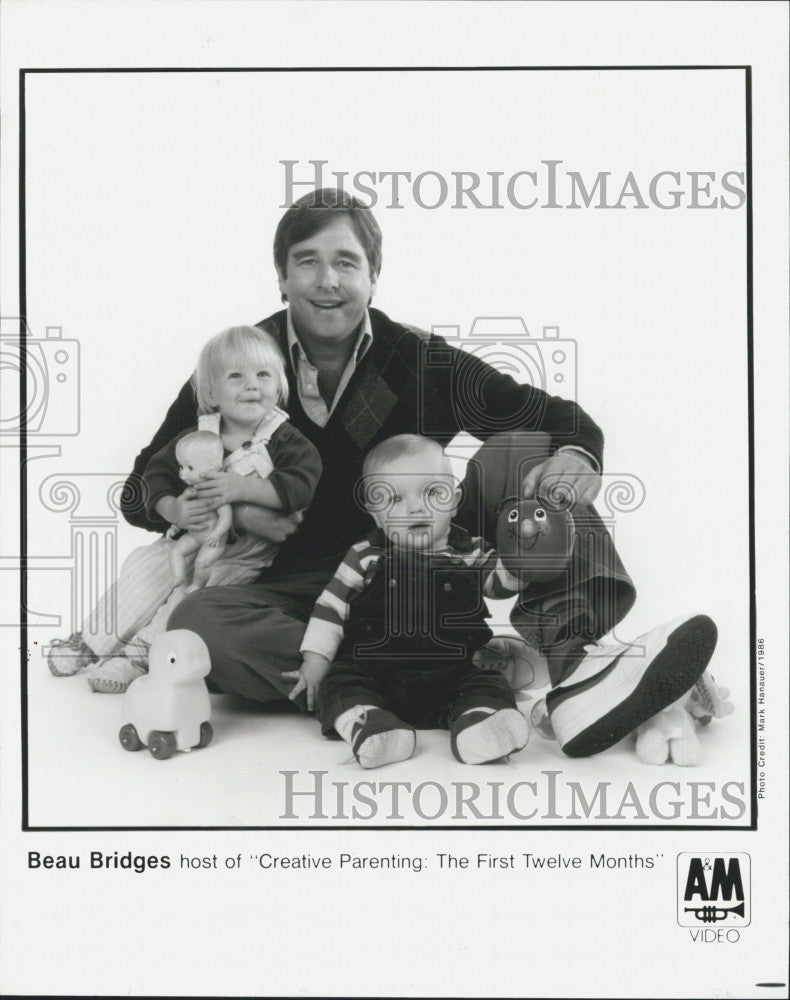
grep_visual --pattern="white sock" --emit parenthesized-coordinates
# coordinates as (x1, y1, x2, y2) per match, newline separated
(334, 705, 378, 746)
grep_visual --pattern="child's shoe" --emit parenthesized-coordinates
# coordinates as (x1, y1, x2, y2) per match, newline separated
(450, 707, 529, 764)
(47, 633, 98, 676)
(545, 614, 717, 758)
(350, 709, 416, 769)
(474, 635, 551, 691)
(86, 657, 147, 694)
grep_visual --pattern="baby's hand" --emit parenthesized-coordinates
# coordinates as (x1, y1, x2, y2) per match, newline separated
(283, 654, 331, 712)
(195, 470, 247, 507)
(157, 487, 214, 533)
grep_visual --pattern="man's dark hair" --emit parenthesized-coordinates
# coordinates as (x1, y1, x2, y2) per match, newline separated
(273, 188, 383, 291)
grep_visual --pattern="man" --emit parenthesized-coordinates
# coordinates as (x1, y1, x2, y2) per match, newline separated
(123, 187, 717, 758)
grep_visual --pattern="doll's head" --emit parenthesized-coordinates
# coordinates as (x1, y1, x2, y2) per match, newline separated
(194, 325, 289, 423)
(175, 431, 224, 486)
(360, 435, 461, 550)
(495, 497, 574, 581)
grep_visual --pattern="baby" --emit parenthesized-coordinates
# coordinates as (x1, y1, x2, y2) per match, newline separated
(48, 325, 321, 693)
(285, 434, 529, 768)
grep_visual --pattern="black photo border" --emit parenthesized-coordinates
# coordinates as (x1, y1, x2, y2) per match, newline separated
(17, 64, 755, 833)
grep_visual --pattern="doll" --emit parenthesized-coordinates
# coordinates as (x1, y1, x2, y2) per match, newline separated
(168, 431, 233, 588)
(495, 497, 574, 582)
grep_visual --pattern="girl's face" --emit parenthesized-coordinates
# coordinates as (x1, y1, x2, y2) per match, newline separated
(210, 354, 281, 431)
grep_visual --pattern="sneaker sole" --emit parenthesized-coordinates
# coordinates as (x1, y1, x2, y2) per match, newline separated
(87, 677, 131, 694)
(453, 708, 530, 764)
(356, 728, 416, 769)
(549, 615, 717, 757)
(49, 660, 90, 677)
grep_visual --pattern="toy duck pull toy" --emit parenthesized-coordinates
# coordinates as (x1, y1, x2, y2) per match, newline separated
(119, 629, 213, 760)
(496, 497, 574, 582)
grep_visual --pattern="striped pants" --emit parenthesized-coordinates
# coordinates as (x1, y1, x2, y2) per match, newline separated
(81, 536, 259, 661)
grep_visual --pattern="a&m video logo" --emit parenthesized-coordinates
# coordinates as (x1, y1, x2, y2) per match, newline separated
(677, 853, 751, 928)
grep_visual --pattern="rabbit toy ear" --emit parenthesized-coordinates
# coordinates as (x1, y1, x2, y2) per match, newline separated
(686, 671, 735, 725)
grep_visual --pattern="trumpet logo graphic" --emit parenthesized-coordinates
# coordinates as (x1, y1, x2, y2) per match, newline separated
(677, 853, 750, 927)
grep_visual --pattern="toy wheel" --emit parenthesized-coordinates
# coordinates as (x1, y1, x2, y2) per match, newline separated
(196, 721, 213, 749)
(148, 730, 177, 760)
(119, 723, 143, 752)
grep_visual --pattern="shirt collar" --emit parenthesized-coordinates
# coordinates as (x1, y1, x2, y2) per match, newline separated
(367, 523, 473, 554)
(286, 309, 373, 369)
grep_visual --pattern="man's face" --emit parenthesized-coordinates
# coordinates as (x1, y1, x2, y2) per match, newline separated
(277, 217, 377, 349)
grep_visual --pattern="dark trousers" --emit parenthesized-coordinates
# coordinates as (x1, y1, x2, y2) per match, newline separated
(316, 659, 516, 735)
(455, 431, 636, 685)
(169, 432, 636, 703)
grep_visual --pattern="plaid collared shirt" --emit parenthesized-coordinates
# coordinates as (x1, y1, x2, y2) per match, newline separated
(286, 310, 374, 427)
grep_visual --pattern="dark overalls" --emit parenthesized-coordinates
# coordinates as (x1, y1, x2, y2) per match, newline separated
(316, 529, 517, 735)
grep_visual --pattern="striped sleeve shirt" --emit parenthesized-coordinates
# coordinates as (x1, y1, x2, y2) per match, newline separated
(300, 530, 521, 663)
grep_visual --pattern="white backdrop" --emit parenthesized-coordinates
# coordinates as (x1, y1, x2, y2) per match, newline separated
(23, 66, 749, 658)
(2, 4, 786, 997)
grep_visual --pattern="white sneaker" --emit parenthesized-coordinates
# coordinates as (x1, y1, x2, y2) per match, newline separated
(545, 614, 718, 757)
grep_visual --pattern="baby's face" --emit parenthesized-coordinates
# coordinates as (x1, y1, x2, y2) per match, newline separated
(367, 452, 460, 550)
(211, 356, 280, 431)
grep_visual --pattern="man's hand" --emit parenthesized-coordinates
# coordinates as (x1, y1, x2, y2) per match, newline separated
(156, 487, 215, 533)
(283, 653, 331, 712)
(194, 470, 248, 508)
(232, 505, 303, 542)
(522, 451, 601, 508)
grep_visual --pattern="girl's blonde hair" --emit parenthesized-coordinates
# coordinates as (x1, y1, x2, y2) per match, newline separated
(193, 325, 289, 415)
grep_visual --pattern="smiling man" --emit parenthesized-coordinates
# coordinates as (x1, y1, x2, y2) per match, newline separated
(115, 187, 718, 759)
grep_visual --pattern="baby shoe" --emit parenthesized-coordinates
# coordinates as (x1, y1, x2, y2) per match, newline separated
(450, 707, 529, 764)
(350, 708, 416, 769)
(86, 657, 147, 695)
(47, 633, 98, 676)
